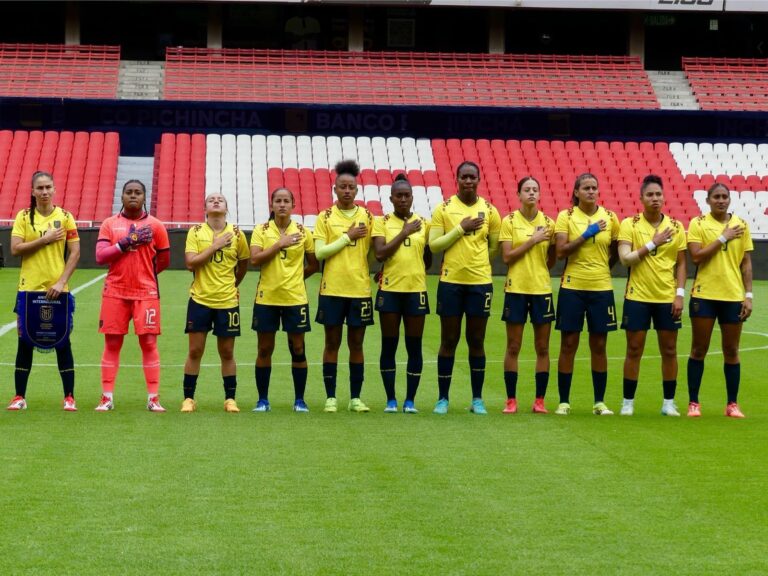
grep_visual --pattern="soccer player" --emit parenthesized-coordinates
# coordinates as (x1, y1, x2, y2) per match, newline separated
(429, 161, 501, 415)
(686, 182, 753, 418)
(94, 179, 170, 412)
(7, 171, 80, 411)
(181, 193, 250, 413)
(499, 176, 555, 414)
(372, 174, 432, 413)
(250, 187, 318, 412)
(617, 175, 687, 416)
(554, 173, 620, 416)
(314, 159, 375, 413)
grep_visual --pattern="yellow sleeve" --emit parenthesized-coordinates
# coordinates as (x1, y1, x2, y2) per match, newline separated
(743, 222, 754, 252)
(618, 218, 633, 244)
(372, 216, 385, 238)
(554, 210, 569, 235)
(250, 225, 264, 248)
(687, 218, 702, 244)
(237, 231, 250, 260)
(11, 211, 26, 238)
(499, 216, 513, 242)
(676, 222, 687, 252)
(184, 227, 198, 254)
(304, 229, 315, 253)
(610, 212, 621, 241)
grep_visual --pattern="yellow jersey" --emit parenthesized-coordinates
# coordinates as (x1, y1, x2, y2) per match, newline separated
(499, 210, 555, 295)
(555, 205, 619, 291)
(12, 206, 79, 292)
(431, 195, 501, 285)
(251, 220, 315, 306)
(619, 214, 686, 303)
(372, 213, 430, 293)
(185, 223, 250, 309)
(688, 213, 753, 302)
(314, 205, 374, 298)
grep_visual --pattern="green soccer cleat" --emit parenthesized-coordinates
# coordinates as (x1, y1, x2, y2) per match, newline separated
(324, 397, 338, 413)
(593, 402, 614, 416)
(554, 402, 571, 416)
(348, 398, 370, 413)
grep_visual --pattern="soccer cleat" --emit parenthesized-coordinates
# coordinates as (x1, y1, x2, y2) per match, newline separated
(554, 402, 570, 415)
(180, 398, 197, 413)
(433, 398, 449, 415)
(661, 401, 680, 417)
(384, 400, 398, 413)
(94, 395, 114, 412)
(63, 396, 77, 412)
(502, 398, 518, 414)
(725, 402, 745, 419)
(147, 396, 166, 412)
(224, 399, 240, 413)
(687, 402, 701, 418)
(620, 399, 634, 416)
(252, 399, 271, 413)
(532, 398, 548, 414)
(470, 398, 487, 415)
(348, 398, 370, 413)
(324, 397, 338, 413)
(7, 395, 27, 411)
(593, 402, 614, 416)
(402, 400, 418, 414)
(293, 399, 309, 413)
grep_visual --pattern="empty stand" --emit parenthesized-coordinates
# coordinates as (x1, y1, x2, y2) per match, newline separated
(151, 133, 768, 238)
(0, 130, 119, 222)
(0, 43, 120, 99)
(164, 49, 658, 110)
(683, 57, 768, 111)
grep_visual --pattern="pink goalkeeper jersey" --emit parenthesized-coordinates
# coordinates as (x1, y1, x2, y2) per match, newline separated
(98, 212, 170, 299)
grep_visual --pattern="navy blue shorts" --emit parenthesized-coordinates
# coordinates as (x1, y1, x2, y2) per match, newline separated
(689, 297, 743, 325)
(501, 292, 555, 325)
(556, 288, 617, 333)
(375, 290, 429, 316)
(252, 303, 311, 333)
(186, 298, 241, 337)
(621, 299, 681, 332)
(436, 282, 492, 318)
(315, 295, 374, 327)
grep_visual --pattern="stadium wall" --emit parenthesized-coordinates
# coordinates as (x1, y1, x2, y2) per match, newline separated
(1, 98, 767, 156)
(1, 229, 766, 280)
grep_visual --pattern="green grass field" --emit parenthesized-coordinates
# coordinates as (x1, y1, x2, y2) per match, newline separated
(0, 269, 766, 575)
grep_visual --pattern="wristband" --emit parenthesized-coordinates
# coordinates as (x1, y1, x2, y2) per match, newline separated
(676, 288, 685, 297)
(645, 241, 656, 252)
(745, 292, 753, 300)
(718, 234, 727, 245)
(341, 233, 352, 245)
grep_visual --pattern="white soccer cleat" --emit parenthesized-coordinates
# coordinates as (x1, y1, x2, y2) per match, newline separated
(94, 395, 114, 411)
(661, 401, 681, 417)
(620, 399, 634, 416)
(147, 396, 166, 413)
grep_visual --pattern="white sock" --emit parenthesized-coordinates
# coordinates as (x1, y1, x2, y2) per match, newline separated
(148, 394, 156, 401)
(622, 398, 634, 405)
(103, 392, 113, 400)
